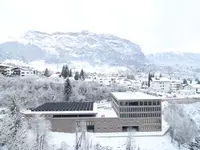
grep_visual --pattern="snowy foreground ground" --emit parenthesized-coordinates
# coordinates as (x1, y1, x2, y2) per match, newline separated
(50, 132, 187, 150)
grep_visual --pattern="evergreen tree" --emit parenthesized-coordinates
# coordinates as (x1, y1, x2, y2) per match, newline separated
(148, 73, 152, 87)
(44, 68, 50, 77)
(69, 69, 72, 77)
(61, 65, 70, 79)
(79, 69, 85, 80)
(183, 79, 188, 85)
(64, 79, 72, 101)
(61, 65, 65, 77)
(74, 72, 79, 80)
(159, 73, 162, 78)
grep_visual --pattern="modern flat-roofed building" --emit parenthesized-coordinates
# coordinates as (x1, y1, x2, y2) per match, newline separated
(110, 92, 162, 132)
(23, 92, 162, 133)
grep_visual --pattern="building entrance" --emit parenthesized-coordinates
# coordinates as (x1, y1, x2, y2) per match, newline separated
(122, 126, 139, 132)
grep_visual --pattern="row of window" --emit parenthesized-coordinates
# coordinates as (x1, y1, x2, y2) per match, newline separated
(120, 107, 161, 112)
(111, 96, 119, 105)
(119, 101, 160, 106)
(76, 121, 95, 126)
(120, 113, 161, 118)
(142, 126, 161, 131)
(97, 127, 120, 131)
(143, 119, 161, 124)
(53, 114, 95, 118)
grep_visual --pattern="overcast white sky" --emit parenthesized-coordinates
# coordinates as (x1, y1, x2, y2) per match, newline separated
(0, 0, 200, 54)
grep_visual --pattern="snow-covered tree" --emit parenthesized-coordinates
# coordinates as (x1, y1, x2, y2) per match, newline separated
(0, 95, 29, 150)
(69, 80, 128, 102)
(0, 76, 64, 108)
(126, 128, 136, 150)
(64, 79, 72, 101)
(29, 115, 52, 150)
(189, 136, 200, 150)
(164, 102, 198, 146)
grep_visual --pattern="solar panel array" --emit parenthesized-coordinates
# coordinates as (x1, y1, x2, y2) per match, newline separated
(33, 102, 94, 111)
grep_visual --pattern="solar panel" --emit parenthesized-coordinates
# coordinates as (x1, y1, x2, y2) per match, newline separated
(33, 102, 94, 111)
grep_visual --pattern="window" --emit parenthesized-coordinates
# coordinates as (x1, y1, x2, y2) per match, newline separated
(140, 102, 143, 106)
(148, 101, 152, 105)
(153, 101, 156, 105)
(144, 102, 147, 105)
(129, 102, 138, 106)
(157, 101, 160, 105)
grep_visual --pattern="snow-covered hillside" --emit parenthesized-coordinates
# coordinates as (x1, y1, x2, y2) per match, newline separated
(0, 30, 148, 69)
(147, 51, 200, 67)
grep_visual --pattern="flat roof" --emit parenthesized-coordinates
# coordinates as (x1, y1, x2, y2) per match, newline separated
(95, 101, 118, 118)
(152, 77, 170, 82)
(111, 92, 161, 100)
(34, 102, 94, 111)
(22, 101, 118, 118)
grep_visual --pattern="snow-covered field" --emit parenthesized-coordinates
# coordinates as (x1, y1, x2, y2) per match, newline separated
(50, 132, 186, 150)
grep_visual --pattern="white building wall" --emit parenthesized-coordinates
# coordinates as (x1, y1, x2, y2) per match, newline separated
(151, 81, 171, 93)
(20, 70, 34, 77)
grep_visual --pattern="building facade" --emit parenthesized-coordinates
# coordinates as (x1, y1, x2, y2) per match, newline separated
(12, 67, 34, 77)
(150, 78, 171, 93)
(110, 92, 162, 132)
(24, 92, 162, 133)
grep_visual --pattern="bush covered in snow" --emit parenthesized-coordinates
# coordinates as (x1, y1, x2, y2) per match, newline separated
(164, 102, 198, 148)
(0, 76, 128, 108)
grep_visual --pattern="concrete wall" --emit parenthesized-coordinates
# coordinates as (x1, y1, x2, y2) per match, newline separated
(50, 117, 121, 133)
(49, 117, 161, 133)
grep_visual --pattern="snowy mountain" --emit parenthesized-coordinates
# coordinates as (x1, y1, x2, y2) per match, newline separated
(0, 31, 148, 69)
(0, 41, 46, 62)
(147, 52, 200, 67)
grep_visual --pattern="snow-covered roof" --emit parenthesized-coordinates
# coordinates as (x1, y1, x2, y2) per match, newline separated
(95, 101, 118, 118)
(0, 63, 11, 67)
(152, 77, 171, 82)
(50, 74, 60, 78)
(22, 101, 118, 118)
(191, 84, 200, 89)
(22, 110, 98, 115)
(111, 92, 160, 100)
